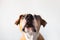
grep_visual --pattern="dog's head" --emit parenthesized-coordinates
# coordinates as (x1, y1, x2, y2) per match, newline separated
(15, 14, 47, 35)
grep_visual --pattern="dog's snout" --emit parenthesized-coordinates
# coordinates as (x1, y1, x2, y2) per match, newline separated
(22, 14, 37, 32)
(24, 24, 36, 32)
(25, 14, 34, 21)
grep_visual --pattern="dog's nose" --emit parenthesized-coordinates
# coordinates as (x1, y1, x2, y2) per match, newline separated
(25, 14, 34, 21)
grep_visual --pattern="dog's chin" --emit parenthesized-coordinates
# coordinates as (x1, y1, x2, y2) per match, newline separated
(25, 30, 33, 35)
(26, 32, 33, 35)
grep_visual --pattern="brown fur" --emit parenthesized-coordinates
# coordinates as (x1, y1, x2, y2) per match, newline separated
(37, 33, 44, 40)
(34, 15, 46, 40)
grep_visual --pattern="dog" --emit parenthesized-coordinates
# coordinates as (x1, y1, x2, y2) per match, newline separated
(15, 14, 47, 40)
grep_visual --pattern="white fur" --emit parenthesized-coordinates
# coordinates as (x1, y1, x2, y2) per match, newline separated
(24, 32, 39, 40)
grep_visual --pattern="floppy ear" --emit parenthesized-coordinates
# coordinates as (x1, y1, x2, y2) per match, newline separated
(41, 19, 47, 27)
(15, 15, 23, 25)
(34, 15, 47, 27)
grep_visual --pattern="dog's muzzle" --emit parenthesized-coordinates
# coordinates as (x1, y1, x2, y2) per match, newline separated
(22, 14, 36, 32)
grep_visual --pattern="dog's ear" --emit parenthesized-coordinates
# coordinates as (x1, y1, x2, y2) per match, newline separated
(15, 15, 23, 25)
(34, 15, 47, 27)
(41, 19, 47, 27)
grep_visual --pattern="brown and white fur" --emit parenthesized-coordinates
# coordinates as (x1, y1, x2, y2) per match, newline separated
(15, 14, 47, 40)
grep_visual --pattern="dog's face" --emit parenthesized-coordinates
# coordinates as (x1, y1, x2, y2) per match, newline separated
(15, 14, 47, 35)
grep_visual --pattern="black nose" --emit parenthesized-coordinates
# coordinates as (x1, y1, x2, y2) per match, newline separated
(25, 14, 34, 21)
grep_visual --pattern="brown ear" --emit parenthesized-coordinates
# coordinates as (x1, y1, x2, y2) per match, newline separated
(34, 15, 47, 27)
(15, 15, 23, 25)
(41, 19, 47, 27)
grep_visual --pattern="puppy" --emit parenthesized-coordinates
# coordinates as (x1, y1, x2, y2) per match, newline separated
(15, 14, 47, 40)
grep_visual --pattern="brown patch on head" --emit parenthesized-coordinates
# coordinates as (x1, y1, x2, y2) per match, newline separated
(34, 15, 47, 31)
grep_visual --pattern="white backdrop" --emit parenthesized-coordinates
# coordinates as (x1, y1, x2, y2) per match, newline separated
(0, 0, 60, 40)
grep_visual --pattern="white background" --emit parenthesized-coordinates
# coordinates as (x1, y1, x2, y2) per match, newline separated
(0, 0, 60, 40)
